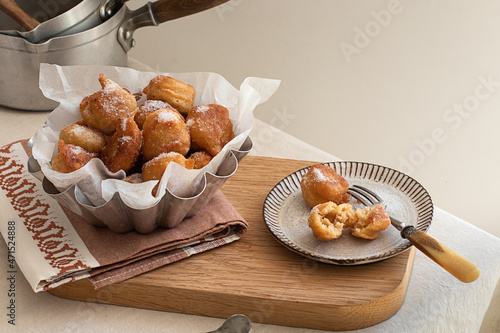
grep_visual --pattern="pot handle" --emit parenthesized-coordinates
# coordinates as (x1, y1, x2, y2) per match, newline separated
(118, 0, 230, 52)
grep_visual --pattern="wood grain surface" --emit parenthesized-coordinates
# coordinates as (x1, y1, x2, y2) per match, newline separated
(48, 156, 415, 331)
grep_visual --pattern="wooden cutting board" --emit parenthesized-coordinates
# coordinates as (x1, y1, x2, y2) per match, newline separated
(48, 156, 415, 331)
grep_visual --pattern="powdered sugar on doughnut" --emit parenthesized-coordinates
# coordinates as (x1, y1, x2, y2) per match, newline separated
(311, 167, 328, 182)
(144, 152, 183, 168)
(98, 74, 134, 118)
(67, 125, 87, 136)
(67, 144, 89, 155)
(140, 100, 170, 112)
(156, 152, 182, 159)
(195, 105, 210, 113)
(302, 167, 327, 186)
(118, 118, 128, 132)
(118, 136, 133, 144)
(143, 100, 169, 109)
(156, 110, 179, 123)
(125, 173, 143, 183)
(64, 124, 99, 141)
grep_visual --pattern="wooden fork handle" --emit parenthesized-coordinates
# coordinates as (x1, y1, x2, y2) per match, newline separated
(405, 229, 480, 283)
(0, 0, 40, 31)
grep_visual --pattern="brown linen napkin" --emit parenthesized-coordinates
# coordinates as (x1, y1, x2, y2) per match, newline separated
(65, 190, 247, 289)
(0, 140, 247, 291)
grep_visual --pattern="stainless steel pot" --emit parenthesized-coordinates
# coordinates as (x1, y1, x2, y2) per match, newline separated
(0, 0, 229, 111)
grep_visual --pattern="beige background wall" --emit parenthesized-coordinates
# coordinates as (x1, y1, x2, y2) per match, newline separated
(129, 0, 500, 238)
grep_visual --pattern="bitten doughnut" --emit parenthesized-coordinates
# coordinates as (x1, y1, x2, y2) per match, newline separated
(80, 73, 137, 135)
(134, 100, 176, 130)
(143, 75, 196, 116)
(100, 116, 142, 173)
(51, 140, 98, 173)
(141, 108, 191, 160)
(300, 164, 350, 208)
(59, 123, 107, 153)
(350, 204, 391, 240)
(142, 152, 195, 195)
(308, 202, 357, 241)
(186, 104, 234, 157)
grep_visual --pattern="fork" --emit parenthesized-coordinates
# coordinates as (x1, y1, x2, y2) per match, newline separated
(347, 185, 480, 283)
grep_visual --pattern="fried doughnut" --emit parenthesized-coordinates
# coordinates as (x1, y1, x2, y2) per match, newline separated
(143, 75, 195, 116)
(134, 100, 177, 130)
(350, 204, 391, 240)
(308, 202, 357, 241)
(141, 108, 191, 160)
(124, 173, 143, 184)
(186, 104, 234, 157)
(100, 116, 142, 173)
(300, 164, 350, 208)
(142, 152, 195, 195)
(59, 123, 107, 153)
(51, 140, 98, 173)
(80, 73, 137, 135)
(188, 150, 212, 169)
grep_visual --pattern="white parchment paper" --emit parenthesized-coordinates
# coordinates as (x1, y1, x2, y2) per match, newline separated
(30, 64, 280, 209)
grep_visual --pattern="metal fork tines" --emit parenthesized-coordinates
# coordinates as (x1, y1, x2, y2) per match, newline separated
(347, 185, 479, 283)
(347, 185, 408, 233)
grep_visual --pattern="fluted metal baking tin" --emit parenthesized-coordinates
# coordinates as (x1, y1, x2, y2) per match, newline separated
(27, 137, 252, 234)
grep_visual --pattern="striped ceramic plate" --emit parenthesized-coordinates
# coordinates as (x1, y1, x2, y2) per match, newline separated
(263, 161, 433, 265)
